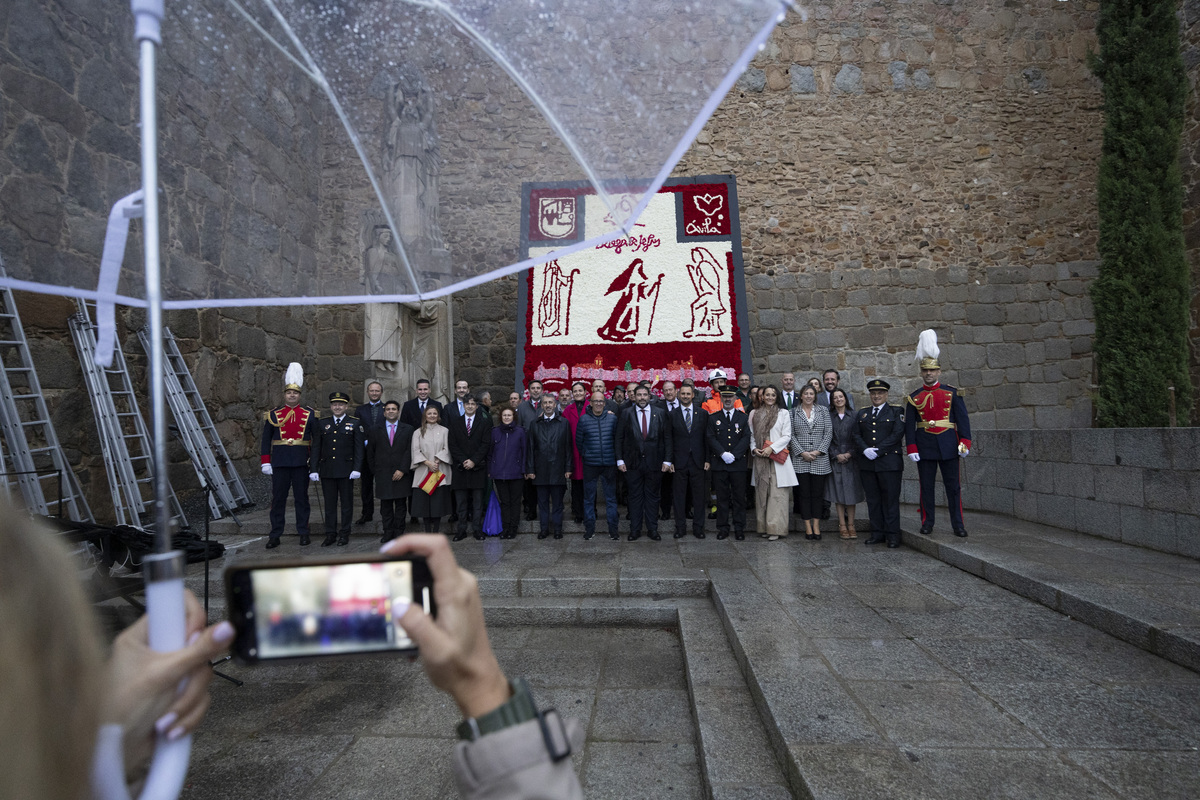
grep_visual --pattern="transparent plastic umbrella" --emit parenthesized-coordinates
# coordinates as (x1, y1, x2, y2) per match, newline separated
(74, 1, 793, 797)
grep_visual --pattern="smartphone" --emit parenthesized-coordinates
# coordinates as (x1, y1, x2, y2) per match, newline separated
(224, 553, 435, 664)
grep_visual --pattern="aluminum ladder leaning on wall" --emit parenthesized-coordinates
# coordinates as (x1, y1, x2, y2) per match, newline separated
(68, 300, 186, 531)
(0, 265, 93, 522)
(138, 326, 251, 520)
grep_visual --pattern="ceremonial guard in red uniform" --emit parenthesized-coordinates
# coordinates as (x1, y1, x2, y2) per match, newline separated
(904, 330, 972, 537)
(260, 363, 319, 548)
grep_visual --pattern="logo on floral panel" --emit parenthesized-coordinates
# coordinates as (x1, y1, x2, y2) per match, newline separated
(534, 196, 577, 240)
(681, 186, 730, 237)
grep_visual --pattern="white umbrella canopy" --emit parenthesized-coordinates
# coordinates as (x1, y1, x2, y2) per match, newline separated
(2, 0, 790, 307)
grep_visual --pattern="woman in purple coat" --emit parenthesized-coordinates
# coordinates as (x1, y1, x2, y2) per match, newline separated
(488, 407, 528, 539)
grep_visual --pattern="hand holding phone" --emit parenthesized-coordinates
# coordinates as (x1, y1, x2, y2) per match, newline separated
(225, 554, 435, 663)
(381, 535, 511, 718)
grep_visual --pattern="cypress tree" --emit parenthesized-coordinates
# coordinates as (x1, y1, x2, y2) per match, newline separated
(1089, 0, 1190, 427)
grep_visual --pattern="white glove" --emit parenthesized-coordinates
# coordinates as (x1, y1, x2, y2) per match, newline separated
(908, 453, 920, 463)
(261, 463, 273, 476)
(309, 472, 320, 482)
(349, 471, 361, 480)
(721, 452, 735, 465)
(863, 448, 878, 461)
(960, 449, 970, 458)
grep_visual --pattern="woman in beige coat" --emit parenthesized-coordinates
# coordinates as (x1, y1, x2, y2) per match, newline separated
(749, 386, 798, 540)
(411, 405, 453, 532)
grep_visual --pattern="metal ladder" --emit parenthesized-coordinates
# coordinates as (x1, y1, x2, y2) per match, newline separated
(68, 300, 186, 531)
(0, 267, 93, 521)
(138, 326, 251, 519)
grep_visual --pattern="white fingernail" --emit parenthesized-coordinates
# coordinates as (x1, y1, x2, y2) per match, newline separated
(155, 712, 178, 734)
(392, 598, 411, 618)
(167, 725, 186, 741)
(213, 621, 235, 642)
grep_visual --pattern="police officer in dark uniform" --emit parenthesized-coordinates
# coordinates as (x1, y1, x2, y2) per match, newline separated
(260, 363, 319, 549)
(852, 379, 906, 548)
(706, 388, 750, 540)
(309, 391, 366, 546)
(905, 330, 972, 537)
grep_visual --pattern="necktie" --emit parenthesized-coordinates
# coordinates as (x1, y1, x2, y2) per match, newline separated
(641, 408, 648, 439)
(372, 403, 380, 425)
(785, 393, 792, 409)
(873, 407, 879, 418)
(459, 401, 464, 416)
(727, 411, 732, 422)
(388, 423, 395, 445)
(420, 402, 425, 413)
(684, 408, 692, 432)
(466, 416, 473, 435)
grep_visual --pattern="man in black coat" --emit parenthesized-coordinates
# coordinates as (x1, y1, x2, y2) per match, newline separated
(668, 383, 708, 539)
(615, 385, 673, 541)
(367, 400, 414, 543)
(448, 395, 493, 541)
(853, 379, 906, 548)
(526, 395, 573, 539)
(310, 391, 366, 546)
(706, 389, 751, 540)
(354, 380, 386, 525)
(400, 379, 444, 428)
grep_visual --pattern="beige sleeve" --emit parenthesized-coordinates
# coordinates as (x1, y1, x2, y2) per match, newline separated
(451, 714, 584, 800)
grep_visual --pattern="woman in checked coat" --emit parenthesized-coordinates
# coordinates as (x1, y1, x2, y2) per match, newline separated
(790, 384, 832, 541)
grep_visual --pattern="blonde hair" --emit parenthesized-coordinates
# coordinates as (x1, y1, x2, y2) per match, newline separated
(0, 509, 104, 799)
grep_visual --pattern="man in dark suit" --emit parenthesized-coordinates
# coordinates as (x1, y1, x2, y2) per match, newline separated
(816, 369, 854, 410)
(448, 394, 493, 541)
(668, 383, 708, 539)
(367, 400, 414, 543)
(706, 389, 751, 540)
(354, 380, 385, 525)
(309, 391, 366, 546)
(656, 381, 681, 520)
(853, 379, 906, 548)
(443, 378, 472, 422)
(400, 379, 443, 428)
(615, 384, 673, 541)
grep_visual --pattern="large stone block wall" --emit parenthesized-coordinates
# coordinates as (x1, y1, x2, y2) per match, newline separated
(0, 0, 367, 519)
(1184, 0, 1200, 424)
(450, 0, 1109, 430)
(901, 428, 1200, 559)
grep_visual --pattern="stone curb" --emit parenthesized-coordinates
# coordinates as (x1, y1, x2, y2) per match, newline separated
(900, 528, 1200, 674)
(483, 595, 794, 798)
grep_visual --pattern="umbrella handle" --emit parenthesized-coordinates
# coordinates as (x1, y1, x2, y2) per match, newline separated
(91, 553, 193, 800)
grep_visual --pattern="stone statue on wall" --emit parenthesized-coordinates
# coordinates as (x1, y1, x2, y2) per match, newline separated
(401, 300, 451, 402)
(362, 224, 402, 372)
(382, 68, 452, 289)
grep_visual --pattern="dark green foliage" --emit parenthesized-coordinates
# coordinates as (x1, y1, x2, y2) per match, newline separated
(1089, 0, 1190, 427)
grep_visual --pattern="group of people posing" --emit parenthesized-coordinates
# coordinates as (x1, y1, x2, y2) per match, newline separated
(260, 349, 972, 548)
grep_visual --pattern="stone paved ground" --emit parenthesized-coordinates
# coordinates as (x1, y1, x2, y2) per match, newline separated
(168, 506, 1200, 798)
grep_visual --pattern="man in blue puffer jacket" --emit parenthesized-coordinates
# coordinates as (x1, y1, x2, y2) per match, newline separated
(574, 391, 620, 540)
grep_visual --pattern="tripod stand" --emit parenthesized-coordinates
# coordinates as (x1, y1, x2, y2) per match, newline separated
(169, 424, 243, 687)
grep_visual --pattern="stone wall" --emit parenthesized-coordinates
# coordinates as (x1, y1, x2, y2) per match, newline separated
(1184, 0, 1200, 424)
(901, 428, 1200, 559)
(449, 0, 1108, 430)
(0, 0, 367, 520)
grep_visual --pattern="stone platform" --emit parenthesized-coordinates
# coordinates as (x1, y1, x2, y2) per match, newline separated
(176, 506, 1200, 799)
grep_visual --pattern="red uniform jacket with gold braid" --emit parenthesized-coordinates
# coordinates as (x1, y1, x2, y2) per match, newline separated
(261, 405, 318, 468)
(903, 383, 971, 461)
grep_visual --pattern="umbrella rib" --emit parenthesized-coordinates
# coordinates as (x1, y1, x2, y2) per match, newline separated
(426, 1, 629, 234)
(223, 0, 320, 84)
(249, 0, 426, 298)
